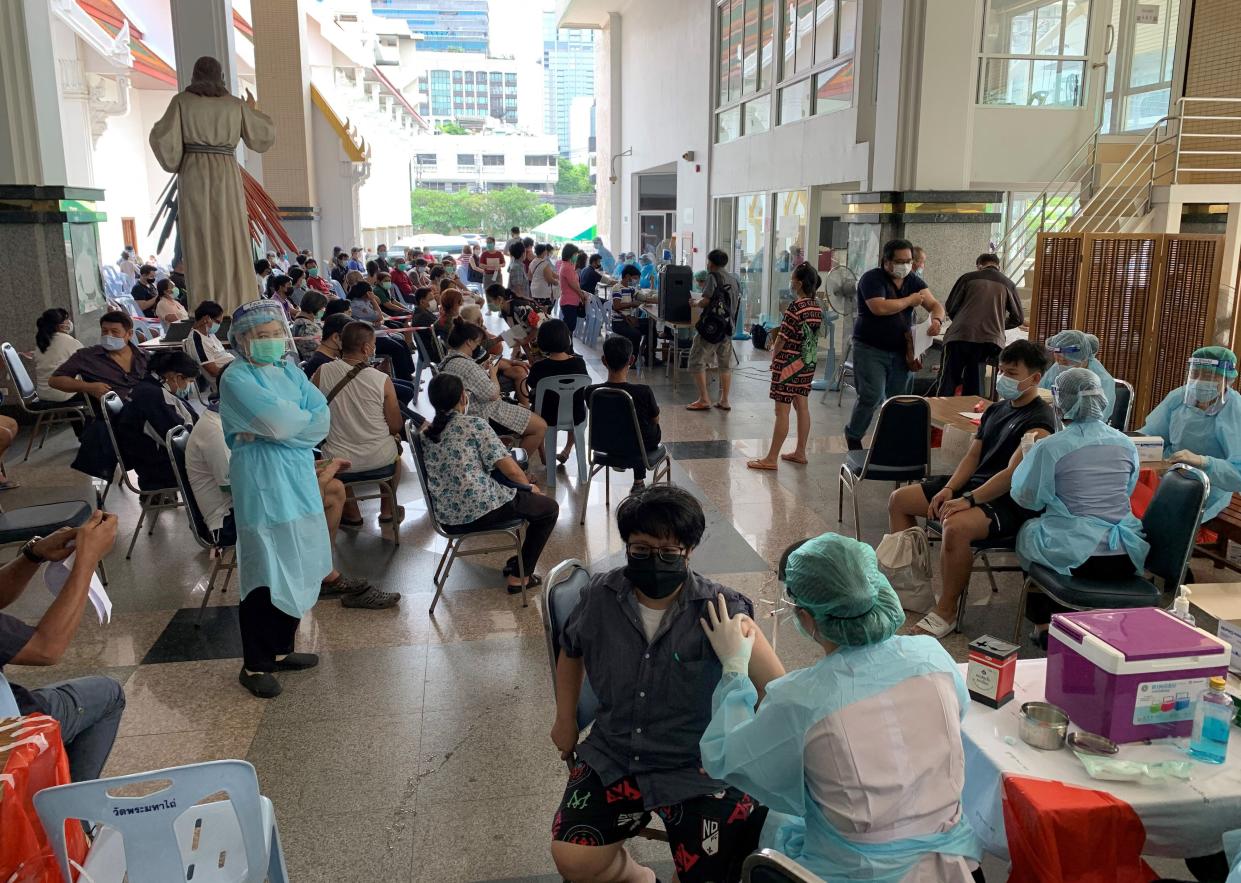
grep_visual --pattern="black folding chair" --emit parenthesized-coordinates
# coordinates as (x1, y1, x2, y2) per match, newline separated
(1, 343, 88, 461)
(579, 387, 671, 526)
(838, 396, 930, 540)
(406, 419, 528, 611)
(165, 425, 236, 624)
(99, 392, 182, 559)
(1109, 379, 1134, 432)
(1013, 463, 1209, 641)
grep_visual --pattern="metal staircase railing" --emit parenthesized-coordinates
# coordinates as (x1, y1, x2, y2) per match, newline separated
(1000, 97, 1241, 284)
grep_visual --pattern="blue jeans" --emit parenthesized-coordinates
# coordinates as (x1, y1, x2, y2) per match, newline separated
(29, 676, 126, 781)
(845, 339, 912, 442)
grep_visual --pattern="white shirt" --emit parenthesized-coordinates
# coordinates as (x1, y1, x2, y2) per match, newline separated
(637, 603, 665, 643)
(184, 329, 234, 370)
(33, 332, 84, 402)
(314, 359, 399, 472)
(185, 409, 232, 532)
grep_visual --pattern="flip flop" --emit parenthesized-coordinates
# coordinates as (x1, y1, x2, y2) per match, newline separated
(714, 403, 732, 411)
(340, 517, 364, 529)
(378, 506, 406, 526)
(746, 459, 778, 471)
(686, 403, 711, 411)
(780, 453, 808, 464)
(912, 611, 956, 638)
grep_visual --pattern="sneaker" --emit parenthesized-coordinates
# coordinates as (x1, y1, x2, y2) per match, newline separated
(274, 652, 319, 671)
(341, 585, 401, 609)
(846, 436, 863, 451)
(238, 669, 282, 698)
(320, 575, 371, 599)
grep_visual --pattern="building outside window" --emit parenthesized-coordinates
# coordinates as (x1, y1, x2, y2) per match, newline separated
(769, 190, 808, 316)
(1102, 0, 1181, 131)
(978, 0, 1091, 107)
(715, 0, 776, 143)
(415, 153, 438, 167)
(482, 155, 504, 166)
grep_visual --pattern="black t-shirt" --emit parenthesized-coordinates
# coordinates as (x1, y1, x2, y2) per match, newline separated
(974, 396, 1056, 482)
(131, 281, 158, 317)
(852, 267, 928, 352)
(302, 351, 333, 379)
(580, 266, 602, 294)
(528, 355, 589, 424)
(588, 381, 661, 450)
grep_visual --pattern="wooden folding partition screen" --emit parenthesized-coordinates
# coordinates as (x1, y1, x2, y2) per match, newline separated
(1029, 232, 1223, 425)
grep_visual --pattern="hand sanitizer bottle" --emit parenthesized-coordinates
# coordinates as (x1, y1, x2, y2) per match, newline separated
(1169, 586, 1196, 626)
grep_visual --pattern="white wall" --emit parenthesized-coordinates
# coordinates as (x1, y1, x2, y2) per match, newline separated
(312, 109, 359, 254)
(94, 87, 174, 262)
(609, 0, 712, 269)
(51, 22, 96, 190)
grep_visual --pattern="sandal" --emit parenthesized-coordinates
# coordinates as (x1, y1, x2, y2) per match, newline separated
(503, 561, 541, 587)
(780, 453, 808, 464)
(378, 506, 406, 525)
(685, 402, 711, 411)
(714, 402, 732, 411)
(912, 611, 956, 638)
(341, 585, 401, 609)
(340, 517, 364, 529)
(746, 459, 778, 471)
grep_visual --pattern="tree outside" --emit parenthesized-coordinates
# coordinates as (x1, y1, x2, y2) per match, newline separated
(556, 158, 592, 195)
(410, 186, 555, 235)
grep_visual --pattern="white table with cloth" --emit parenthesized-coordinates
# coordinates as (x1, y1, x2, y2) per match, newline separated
(961, 658, 1241, 860)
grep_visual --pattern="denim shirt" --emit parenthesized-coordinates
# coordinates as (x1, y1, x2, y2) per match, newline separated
(562, 567, 755, 810)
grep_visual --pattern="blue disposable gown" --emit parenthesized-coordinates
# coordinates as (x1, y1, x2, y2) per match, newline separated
(639, 262, 658, 290)
(1011, 421, 1149, 575)
(1139, 386, 1241, 521)
(700, 637, 982, 882)
(219, 357, 333, 618)
(1041, 359, 1117, 422)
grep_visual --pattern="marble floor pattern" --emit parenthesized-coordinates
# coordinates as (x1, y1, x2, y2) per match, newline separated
(3, 332, 1191, 881)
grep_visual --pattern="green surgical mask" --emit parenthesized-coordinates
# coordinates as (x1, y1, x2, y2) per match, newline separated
(249, 338, 286, 364)
(381, 281, 393, 291)
(307, 267, 319, 277)
(316, 310, 325, 321)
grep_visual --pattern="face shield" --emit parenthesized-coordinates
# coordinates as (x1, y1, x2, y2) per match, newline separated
(1051, 345, 1087, 368)
(229, 299, 293, 366)
(1185, 357, 1233, 413)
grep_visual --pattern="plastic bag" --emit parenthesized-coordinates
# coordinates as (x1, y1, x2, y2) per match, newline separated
(1074, 751, 1194, 785)
(876, 527, 935, 613)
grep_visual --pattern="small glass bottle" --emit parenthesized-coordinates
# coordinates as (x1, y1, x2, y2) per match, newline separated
(1189, 676, 1233, 764)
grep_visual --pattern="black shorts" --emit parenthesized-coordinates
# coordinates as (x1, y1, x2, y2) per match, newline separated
(920, 475, 1036, 542)
(551, 762, 766, 883)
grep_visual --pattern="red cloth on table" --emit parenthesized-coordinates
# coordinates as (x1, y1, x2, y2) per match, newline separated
(1002, 774, 1156, 883)
(0, 714, 87, 882)
(1130, 468, 1218, 544)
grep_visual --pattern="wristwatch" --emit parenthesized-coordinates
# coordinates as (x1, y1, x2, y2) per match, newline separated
(962, 492, 977, 508)
(20, 536, 45, 564)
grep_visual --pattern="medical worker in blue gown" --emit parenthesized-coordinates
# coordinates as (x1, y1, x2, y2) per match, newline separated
(1011, 367, 1149, 640)
(220, 299, 333, 699)
(698, 533, 980, 883)
(1138, 346, 1241, 523)
(1039, 330, 1117, 423)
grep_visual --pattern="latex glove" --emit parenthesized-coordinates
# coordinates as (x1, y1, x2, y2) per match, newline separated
(700, 594, 755, 675)
(1170, 449, 1207, 468)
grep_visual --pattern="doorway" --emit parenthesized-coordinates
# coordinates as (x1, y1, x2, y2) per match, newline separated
(1102, 0, 1185, 133)
(635, 172, 677, 257)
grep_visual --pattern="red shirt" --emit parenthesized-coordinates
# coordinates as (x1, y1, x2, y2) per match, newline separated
(480, 250, 505, 278)
(306, 275, 330, 294)
(390, 269, 413, 296)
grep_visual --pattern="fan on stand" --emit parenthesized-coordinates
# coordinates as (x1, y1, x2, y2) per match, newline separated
(811, 265, 858, 396)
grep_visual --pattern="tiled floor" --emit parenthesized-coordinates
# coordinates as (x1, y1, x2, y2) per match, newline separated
(2, 330, 1190, 881)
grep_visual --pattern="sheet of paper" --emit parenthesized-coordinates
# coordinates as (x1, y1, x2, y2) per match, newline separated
(43, 553, 111, 625)
(912, 318, 935, 359)
(958, 411, 983, 424)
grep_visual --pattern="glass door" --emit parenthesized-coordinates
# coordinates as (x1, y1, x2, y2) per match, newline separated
(638, 212, 674, 257)
(1103, 0, 1183, 133)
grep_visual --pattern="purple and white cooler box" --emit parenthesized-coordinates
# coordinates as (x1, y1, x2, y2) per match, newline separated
(1047, 607, 1230, 744)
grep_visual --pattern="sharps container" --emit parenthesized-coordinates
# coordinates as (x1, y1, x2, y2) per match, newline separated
(1046, 607, 1230, 743)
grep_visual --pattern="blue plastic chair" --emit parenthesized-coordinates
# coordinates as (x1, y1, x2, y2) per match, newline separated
(533, 374, 591, 487)
(0, 671, 19, 717)
(33, 759, 288, 883)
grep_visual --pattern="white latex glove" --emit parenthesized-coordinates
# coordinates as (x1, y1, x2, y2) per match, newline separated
(700, 594, 755, 675)
(1170, 449, 1207, 468)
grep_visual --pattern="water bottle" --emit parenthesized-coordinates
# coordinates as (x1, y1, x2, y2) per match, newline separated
(1189, 677, 1233, 764)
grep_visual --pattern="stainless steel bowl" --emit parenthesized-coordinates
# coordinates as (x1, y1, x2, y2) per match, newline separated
(1019, 701, 1070, 750)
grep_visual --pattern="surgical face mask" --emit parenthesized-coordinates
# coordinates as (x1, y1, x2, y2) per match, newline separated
(381, 281, 393, 291)
(209, 321, 221, 335)
(316, 310, 325, 321)
(168, 382, 192, 400)
(623, 553, 687, 599)
(1189, 379, 1221, 404)
(100, 334, 126, 352)
(60, 321, 74, 336)
(912, 267, 925, 278)
(378, 250, 387, 258)
(248, 338, 286, 364)
(307, 267, 320, 277)
(427, 299, 438, 312)
(397, 263, 408, 271)
(996, 373, 1031, 401)
(889, 262, 912, 279)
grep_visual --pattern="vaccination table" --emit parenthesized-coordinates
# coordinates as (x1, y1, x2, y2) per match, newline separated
(960, 658, 1241, 860)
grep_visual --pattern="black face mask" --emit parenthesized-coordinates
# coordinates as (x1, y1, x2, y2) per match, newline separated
(624, 554, 687, 599)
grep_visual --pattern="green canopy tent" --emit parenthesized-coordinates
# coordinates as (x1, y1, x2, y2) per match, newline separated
(531, 205, 597, 243)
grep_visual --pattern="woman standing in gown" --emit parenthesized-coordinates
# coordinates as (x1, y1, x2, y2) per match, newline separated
(748, 264, 824, 470)
(149, 56, 275, 312)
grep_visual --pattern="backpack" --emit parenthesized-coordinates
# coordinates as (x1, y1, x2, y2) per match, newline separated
(695, 272, 734, 344)
(750, 323, 769, 350)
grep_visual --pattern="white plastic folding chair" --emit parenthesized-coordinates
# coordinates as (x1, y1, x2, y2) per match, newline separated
(33, 759, 288, 883)
(533, 374, 592, 487)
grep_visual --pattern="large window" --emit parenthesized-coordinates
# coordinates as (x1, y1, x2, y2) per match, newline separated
(769, 190, 808, 317)
(979, 0, 1091, 107)
(1102, 0, 1181, 132)
(776, 0, 856, 125)
(715, 0, 775, 143)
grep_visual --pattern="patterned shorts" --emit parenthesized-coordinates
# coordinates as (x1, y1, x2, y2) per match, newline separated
(551, 762, 766, 883)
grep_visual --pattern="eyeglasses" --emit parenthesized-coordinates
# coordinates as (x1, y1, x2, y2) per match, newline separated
(626, 543, 686, 563)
